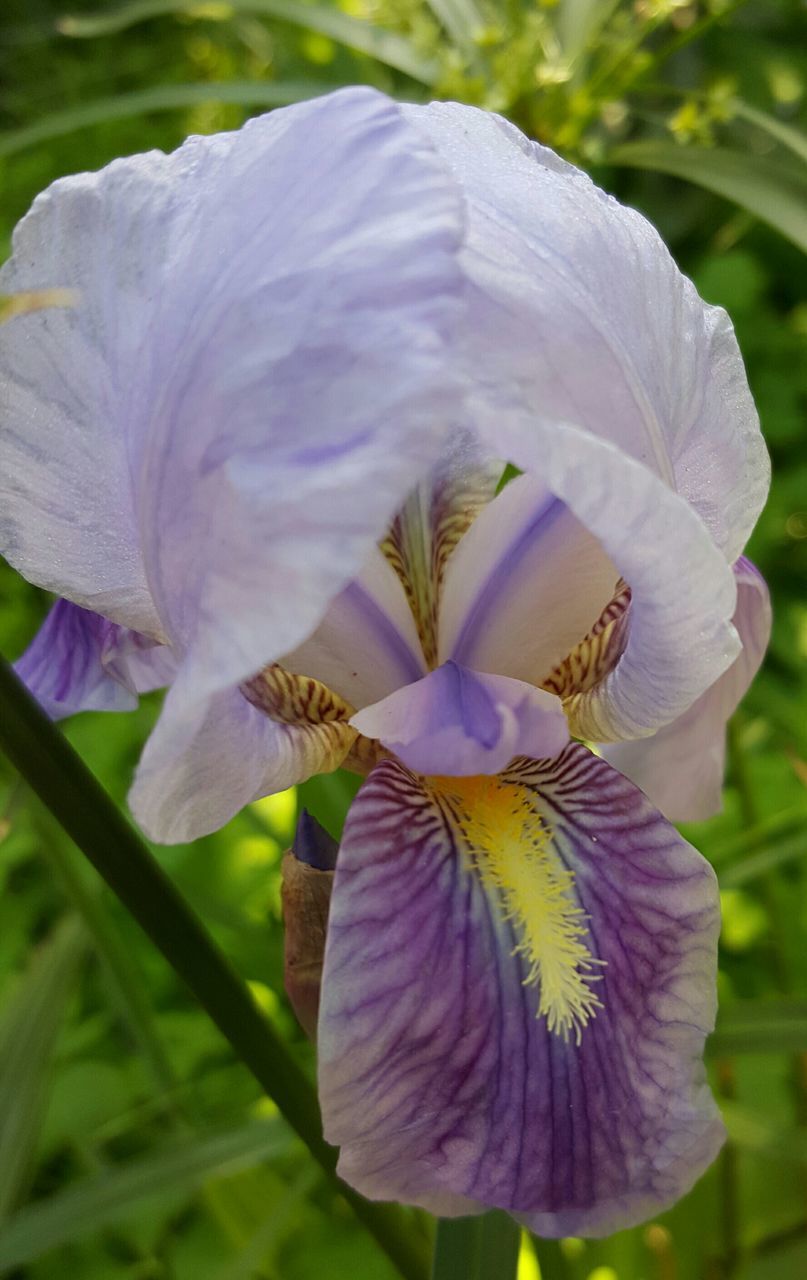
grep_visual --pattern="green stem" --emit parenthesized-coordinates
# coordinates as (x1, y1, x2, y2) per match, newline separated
(431, 1213, 520, 1280)
(0, 654, 428, 1280)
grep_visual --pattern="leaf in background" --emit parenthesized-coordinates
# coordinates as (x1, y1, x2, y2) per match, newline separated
(719, 832, 807, 888)
(0, 1118, 291, 1271)
(422, 0, 485, 59)
(0, 82, 341, 159)
(733, 100, 807, 166)
(0, 916, 86, 1222)
(709, 1000, 807, 1057)
(723, 1104, 807, 1165)
(59, 1, 439, 84)
(609, 141, 807, 255)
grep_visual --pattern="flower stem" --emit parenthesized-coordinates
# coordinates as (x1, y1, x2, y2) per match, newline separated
(431, 1213, 520, 1280)
(0, 654, 428, 1280)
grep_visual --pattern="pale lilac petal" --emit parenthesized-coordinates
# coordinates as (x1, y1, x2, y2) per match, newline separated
(400, 103, 752, 740)
(1, 88, 466, 792)
(439, 473, 618, 681)
(603, 557, 771, 820)
(14, 599, 174, 719)
(130, 684, 356, 843)
(318, 747, 723, 1235)
(279, 546, 426, 709)
(351, 660, 568, 775)
(403, 101, 769, 562)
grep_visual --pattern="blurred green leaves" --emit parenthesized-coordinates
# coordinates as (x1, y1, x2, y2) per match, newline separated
(0, 1117, 292, 1271)
(0, 918, 85, 1223)
(610, 140, 807, 255)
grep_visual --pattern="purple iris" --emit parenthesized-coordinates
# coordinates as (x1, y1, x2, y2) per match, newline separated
(1, 87, 770, 1235)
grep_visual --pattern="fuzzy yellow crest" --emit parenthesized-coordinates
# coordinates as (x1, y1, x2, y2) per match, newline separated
(433, 775, 604, 1044)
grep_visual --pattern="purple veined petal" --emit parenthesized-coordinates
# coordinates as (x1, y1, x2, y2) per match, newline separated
(438, 472, 618, 682)
(318, 746, 723, 1236)
(13, 599, 175, 720)
(279, 546, 426, 709)
(350, 660, 568, 775)
(1, 86, 466, 729)
(129, 682, 358, 843)
(403, 101, 769, 563)
(603, 556, 771, 821)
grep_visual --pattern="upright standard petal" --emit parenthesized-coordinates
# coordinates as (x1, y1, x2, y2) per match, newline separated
(1, 86, 465, 716)
(438, 473, 618, 682)
(14, 599, 174, 720)
(319, 747, 723, 1236)
(350, 661, 568, 776)
(399, 102, 755, 740)
(603, 557, 771, 820)
(403, 101, 769, 562)
(279, 546, 427, 710)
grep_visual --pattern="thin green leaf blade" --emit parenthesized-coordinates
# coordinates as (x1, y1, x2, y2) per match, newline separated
(431, 1213, 520, 1280)
(723, 1104, 807, 1166)
(733, 100, 807, 166)
(0, 918, 86, 1221)
(610, 141, 807, 254)
(59, 1, 439, 83)
(0, 1119, 290, 1269)
(709, 1000, 807, 1057)
(0, 81, 338, 159)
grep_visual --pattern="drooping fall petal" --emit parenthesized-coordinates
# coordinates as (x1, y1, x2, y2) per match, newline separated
(318, 747, 723, 1236)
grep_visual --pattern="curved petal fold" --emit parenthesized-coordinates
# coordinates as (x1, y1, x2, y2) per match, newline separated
(279, 547, 426, 710)
(130, 682, 356, 843)
(1, 86, 465, 717)
(439, 473, 618, 682)
(350, 660, 568, 776)
(603, 557, 771, 820)
(14, 599, 175, 720)
(318, 747, 723, 1235)
(404, 101, 769, 562)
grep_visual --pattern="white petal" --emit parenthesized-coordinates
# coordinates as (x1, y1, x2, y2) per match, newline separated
(603, 557, 771, 820)
(439, 473, 618, 681)
(403, 101, 770, 563)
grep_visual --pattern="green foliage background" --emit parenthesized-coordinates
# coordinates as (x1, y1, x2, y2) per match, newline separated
(1, 2, 806, 1278)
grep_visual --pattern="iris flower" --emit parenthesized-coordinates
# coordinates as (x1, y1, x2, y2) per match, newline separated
(1, 88, 770, 1235)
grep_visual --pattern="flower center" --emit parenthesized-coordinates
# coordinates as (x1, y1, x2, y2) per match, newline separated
(433, 775, 604, 1044)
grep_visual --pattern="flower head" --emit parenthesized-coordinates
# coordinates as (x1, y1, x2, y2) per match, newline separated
(1, 87, 770, 1236)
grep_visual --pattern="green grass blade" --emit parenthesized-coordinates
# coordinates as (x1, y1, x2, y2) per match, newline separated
(0, 655, 428, 1280)
(59, 1, 439, 84)
(431, 1212, 520, 1280)
(719, 832, 807, 888)
(0, 81, 337, 159)
(423, 0, 485, 57)
(732, 100, 807, 166)
(36, 820, 178, 1098)
(609, 141, 807, 255)
(723, 1104, 807, 1165)
(709, 1000, 807, 1057)
(0, 1119, 289, 1270)
(0, 917, 86, 1222)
